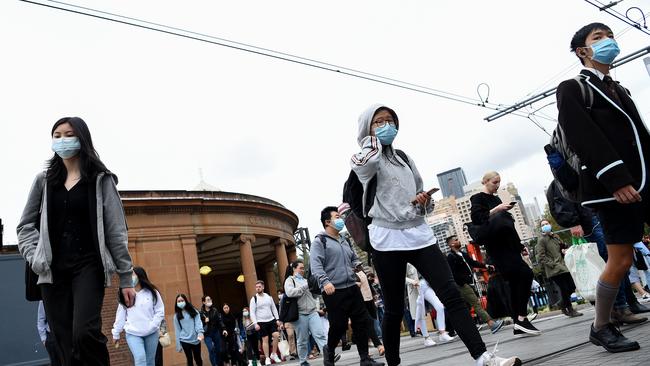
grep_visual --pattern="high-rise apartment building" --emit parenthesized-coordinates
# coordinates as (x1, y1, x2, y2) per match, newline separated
(437, 168, 468, 199)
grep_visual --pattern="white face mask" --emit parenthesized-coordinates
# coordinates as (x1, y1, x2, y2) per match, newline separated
(242, 311, 249, 317)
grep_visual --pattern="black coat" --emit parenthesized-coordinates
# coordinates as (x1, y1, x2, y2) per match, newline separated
(446, 251, 487, 287)
(556, 70, 650, 205)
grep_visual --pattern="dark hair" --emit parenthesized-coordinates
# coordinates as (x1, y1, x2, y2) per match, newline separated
(201, 295, 214, 312)
(255, 280, 265, 286)
(570, 23, 612, 65)
(445, 235, 458, 244)
(46, 117, 113, 187)
(119, 266, 160, 306)
(284, 264, 293, 280)
(174, 294, 198, 321)
(320, 206, 338, 228)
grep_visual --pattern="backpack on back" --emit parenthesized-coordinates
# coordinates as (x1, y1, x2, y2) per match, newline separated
(544, 75, 593, 202)
(342, 149, 411, 251)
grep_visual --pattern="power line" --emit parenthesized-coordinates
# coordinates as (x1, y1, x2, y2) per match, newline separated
(585, 0, 650, 36)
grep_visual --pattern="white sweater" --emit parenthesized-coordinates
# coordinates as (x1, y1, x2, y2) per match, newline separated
(112, 289, 165, 339)
(249, 293, 279, 324)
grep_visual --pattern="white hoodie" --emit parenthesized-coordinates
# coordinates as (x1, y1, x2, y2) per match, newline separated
(112, 289, 165, 338)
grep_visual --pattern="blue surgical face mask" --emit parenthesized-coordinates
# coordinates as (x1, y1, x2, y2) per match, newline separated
(374, 124, 398, 145)
(541, 224, 552, 234)
(590, 38, 620, 65)
(52, 137, 81, 159)
(332, 218, 345, 232)
(295, 272, 304, 279)
(177, 301, 186, 309)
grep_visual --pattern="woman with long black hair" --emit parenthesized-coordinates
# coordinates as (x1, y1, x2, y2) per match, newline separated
(200, 295, 225, 366)
(221, 303, 244, 366)
(112, 266, 165, 366)
(173, 294, 205, 366)
(17, 117, 135, 366)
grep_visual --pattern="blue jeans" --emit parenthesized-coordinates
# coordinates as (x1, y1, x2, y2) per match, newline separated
(126, 332, 159, 366)
(585, 215, 629, 309)
(204, 330, 221, 366)
(294, 312, 327, 364)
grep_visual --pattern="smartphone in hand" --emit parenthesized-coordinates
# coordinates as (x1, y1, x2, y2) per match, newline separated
(411, 188, 440, 205)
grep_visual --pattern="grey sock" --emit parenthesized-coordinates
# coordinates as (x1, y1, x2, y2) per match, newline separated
(594, 280, 619, 330)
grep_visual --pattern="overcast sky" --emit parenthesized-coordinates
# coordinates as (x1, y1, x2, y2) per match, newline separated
(2, 0, 649, 245)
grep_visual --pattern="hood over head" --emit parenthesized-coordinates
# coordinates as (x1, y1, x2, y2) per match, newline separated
(357, 104, 399, 146)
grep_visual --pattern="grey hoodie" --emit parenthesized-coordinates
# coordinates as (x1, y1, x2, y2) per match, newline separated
(17, 171, 134, 288)
(350, 104, 429, 229)
(309, 231, 361, 291)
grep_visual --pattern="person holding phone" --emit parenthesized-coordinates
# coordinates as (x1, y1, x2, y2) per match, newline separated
(470, 171, 541, 337)
(350, 104, 520, 366)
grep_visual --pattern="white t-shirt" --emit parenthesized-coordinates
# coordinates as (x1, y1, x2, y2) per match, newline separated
(369, 222, 436, 251)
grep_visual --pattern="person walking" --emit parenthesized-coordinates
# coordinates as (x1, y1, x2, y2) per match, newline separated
(112, 266, 165, 366)
(414, 276, 456, 346)
(535, 221, 583, 317)
(280, 266, 299, 360)
(173, 294, 205, 366)
(349, 104, 521, 366)
(221, 303, 244, 366)
(446, 236, 504, 334)
(470, 171, 541, 337)
(310, 206, 384, 366)
(284, 260, 329, 366)
(249, 280, 282, 365)
(355, 265, 385, 355)
(556, 22, 650, 352)
(242, 307, 260, 366)
(17, 117, 135, 366)
(200, 295, 226, 366)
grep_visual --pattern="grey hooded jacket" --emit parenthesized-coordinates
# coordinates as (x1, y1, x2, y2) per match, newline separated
(350, 104, 430, 229)
(17, 171, 134, 288)
(309, 232, 361, 291)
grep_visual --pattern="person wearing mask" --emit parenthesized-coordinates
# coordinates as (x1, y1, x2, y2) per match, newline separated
(310, 206, 384, 366)
(279, 267, 298, 361)
(112, 266, 165, 366)
(37, 300, 62, 366)
(200, 295, 226, 366)
(535, 221, 583, 317)
(249, 280, 282, 365)
(221, 303, 244, 366)
(242, 307, 260, 366)
(446, 236, 504, 334)
(284, 260, 329, 366)
(173, 294, 205, 366)
(17, 117, 135, 366)
(557, 22, 650, 352)
(350, 105, 521, 366)
(470, 171, 541, 338)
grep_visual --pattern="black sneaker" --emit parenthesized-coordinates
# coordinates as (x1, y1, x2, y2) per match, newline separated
(513, 318, 541, 336)
(360, 355, 385, 366)
(323, 345, 336, 366)
(589, 323, 640, 353)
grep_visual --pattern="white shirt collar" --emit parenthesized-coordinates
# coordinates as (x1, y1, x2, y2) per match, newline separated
(583, 67, 608, 80)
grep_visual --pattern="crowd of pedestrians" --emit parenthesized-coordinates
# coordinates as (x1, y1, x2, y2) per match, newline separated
(15, 20, 650, 366)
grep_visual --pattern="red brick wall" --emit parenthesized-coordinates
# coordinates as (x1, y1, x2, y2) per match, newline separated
(102, 275, 133, 366)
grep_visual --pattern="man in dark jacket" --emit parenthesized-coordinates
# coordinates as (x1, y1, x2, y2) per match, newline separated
(556, 22, 650, 353)
(446, 236, 503, 334)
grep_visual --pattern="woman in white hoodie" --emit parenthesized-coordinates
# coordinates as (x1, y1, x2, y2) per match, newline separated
(112, 266, 165, 366)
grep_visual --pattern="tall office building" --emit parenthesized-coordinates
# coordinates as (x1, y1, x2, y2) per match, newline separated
(437, 167, 468, 199)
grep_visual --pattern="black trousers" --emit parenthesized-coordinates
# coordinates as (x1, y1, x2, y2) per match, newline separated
(490, 252, 534, 319)
(373, 245, 486, 366)
(364, 300, 382, 347)
(323, 285, 370, 358)
(550, 272, 575, 310)
(246, 332, 260, 361)
(45, 331, 64, 366)
(40, 260, 109, 366)
(181, 341, 203, 366)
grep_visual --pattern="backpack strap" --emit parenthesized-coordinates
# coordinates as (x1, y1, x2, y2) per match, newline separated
(315, 234, 327, 250)
(573, 75, 593, 111)
(395, 149, 412, 170)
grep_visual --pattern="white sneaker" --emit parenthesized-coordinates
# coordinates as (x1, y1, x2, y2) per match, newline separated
(476, 343, 521, 366)
(438, 332, 456, 343)
(264, 358, 272, 365)
(423, 337, 436, 346)
(248, 361, 253, 366)
(270, 353, 282, 363)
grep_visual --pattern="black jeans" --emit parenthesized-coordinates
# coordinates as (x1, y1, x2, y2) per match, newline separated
(181, 341, 203, 366)
(40, 260, 109, 366)
(490, 252, 534, 319)
(45, 331, 64, 366)
(373, 245, 486, 366)
(323, 285, 370, 358)
(246, 332, 260, 361)
(550, 272, 575, 310)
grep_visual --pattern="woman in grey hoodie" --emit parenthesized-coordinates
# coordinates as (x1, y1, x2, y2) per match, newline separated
(350, 105, 520, 366)
(17, 117, 135, 366)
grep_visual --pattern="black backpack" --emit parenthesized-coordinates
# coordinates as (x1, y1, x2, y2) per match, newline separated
(545, 179, 581, 228)
(342, 149, 411, 252)
(544, 75, 594, 202)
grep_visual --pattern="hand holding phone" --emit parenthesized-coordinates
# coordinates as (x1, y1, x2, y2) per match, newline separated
(411, 188, 440, 205)
(506, 201, 517, 210)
